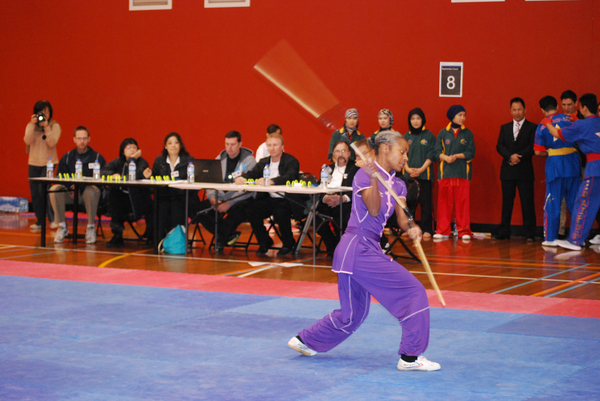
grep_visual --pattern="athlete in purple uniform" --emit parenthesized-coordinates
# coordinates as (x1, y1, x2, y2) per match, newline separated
(544, 93, 600, 251)
(288, 131, 440, 372)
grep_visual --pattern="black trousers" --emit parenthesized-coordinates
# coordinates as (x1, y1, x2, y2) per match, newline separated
(193, 198, 249, 244)
(499, 179, 536, 238)
(415, 179, 433, 235)
(316, 201, 352, 252)
(107, 188, 152, 235)
(28, 165, 54, 224)
(246, 196, 295, 249)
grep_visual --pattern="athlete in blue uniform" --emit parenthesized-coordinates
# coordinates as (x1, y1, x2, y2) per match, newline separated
(544, 93, 600, 251)
(534, 96, 580, 246)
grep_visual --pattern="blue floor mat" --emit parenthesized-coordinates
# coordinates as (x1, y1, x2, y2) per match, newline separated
(0, 275, 598, 401)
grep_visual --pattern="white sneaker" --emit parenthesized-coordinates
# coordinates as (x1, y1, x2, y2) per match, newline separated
(54, 225, 69, 243)
(50, 221, 59, 229)
(461, 235, 471, 240)
(85, 225, 97, 244)
(433, 234, 449, 239)
(397, 355, 441, 371)
(542, 240, 558, 247)
(590, 235, 600, 245)
(556, 240, 582, 251)
(30, 223, 41, 230)
(288, 336, 317, 357)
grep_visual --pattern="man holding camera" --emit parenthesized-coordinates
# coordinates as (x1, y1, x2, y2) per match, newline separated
(24, 100, 61, 230)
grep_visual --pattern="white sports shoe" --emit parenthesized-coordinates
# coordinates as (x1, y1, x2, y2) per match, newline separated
(590, 235, 600, 245)
(542, 240, 558, 247)
(433, 234, 449, 239)
(397, 356, 441, 371)
(85, 225, 97, 244)
(461, 235, 471, 240)
(288, 336, 317, 357)
(54, 225, 69, 243)
(30, 223, 41, 230)
(556, 240, 582, 251)
(50, 221, 59, 229)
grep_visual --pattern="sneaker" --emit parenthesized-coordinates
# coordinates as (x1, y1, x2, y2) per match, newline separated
(556, 240, 582, 251)
(542, 240, 558, 247)
(50, 221, 59, 229)
(30, 223, 41, 230)
(106, 233, 124, 248)
(461, 235, 471, 240)
(54, 225, 69, 243)
(397, 356, 441, 371)
(227, 231, 241, 246)
(85, 226, 97, 244)
(288, 336, 317, 357)
(590, 235, 600, 245)
(433, 234, 449, 239)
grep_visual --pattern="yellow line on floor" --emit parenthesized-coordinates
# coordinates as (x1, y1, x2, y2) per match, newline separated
(98, 249, 152, 268)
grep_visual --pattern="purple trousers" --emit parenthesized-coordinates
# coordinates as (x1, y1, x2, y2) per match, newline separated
(299, 229, 430, 356)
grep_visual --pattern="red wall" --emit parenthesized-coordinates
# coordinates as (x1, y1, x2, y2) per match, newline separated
(2, 0, 599, 226)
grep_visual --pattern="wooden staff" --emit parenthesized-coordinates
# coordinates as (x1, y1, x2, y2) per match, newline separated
(351, 142, 446, 306)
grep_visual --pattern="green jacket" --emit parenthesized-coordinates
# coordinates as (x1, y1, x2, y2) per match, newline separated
(328, 128, 365, 161)
(434, 123, 475, 181)
(403, 128, 437, 181)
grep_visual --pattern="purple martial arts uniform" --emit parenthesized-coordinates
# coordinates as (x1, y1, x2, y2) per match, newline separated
(299, 163, 431, 357)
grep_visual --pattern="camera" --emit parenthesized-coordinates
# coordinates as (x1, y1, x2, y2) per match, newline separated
(36, 112, 46, 124)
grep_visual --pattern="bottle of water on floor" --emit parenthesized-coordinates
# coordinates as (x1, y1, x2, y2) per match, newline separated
(263, 164, 270, 186)
(187, 162, 195, 183)
(128, 159, 136, 181)
(75, 159, 82, 179)
(46, 158, 54, 178)
(320, 164, 330, 188)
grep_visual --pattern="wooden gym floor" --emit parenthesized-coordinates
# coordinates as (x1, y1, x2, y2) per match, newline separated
(1, 213, 600, 301)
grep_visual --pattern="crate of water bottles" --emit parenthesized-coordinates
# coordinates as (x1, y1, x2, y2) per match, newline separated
(0, 197, 29, 213)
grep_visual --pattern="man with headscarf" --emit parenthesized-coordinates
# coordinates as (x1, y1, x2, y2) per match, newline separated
(328, 108, 364, 162)
(403, 108, 437, 238)
(433, 105, 475, 240)
(371, 109, 397, 139)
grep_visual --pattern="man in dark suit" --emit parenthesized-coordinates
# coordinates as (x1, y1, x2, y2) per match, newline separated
(317, 141, 358, 255)
(235, 132, 300, 256)
(495, 97, 537, 241)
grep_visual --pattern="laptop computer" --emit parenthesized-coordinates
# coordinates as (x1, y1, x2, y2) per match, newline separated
(192, 159, 223, 183)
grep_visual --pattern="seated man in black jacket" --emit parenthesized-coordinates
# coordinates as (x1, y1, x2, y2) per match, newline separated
(234, 132, 299, 256)
(317, 141, 358, 256)
(50, 126, 106, 244)
(100, 138, 153, 248)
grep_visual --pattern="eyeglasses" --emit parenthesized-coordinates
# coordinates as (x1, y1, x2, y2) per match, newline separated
(333, 149, 348, 153)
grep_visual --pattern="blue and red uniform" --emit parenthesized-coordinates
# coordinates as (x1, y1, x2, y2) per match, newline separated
(557, 115, 600, 245)
(534, 113, 581, 242)
(298, 164, 431, 357)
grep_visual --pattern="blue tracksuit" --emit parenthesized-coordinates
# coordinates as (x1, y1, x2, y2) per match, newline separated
(559, 115, 600, 245)
(534, 113, 581, 241)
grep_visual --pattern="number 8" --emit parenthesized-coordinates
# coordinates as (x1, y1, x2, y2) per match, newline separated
(447, 75, 456, 90)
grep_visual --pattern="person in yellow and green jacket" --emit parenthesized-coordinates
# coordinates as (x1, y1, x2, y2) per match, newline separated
(403, 108, 437, 239)
(370, 109, 397, 140)
(328, 108, 365, 162)
(433, 105, 475, 240)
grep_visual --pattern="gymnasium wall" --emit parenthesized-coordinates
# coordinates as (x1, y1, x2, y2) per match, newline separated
(1, 0, 599, 226)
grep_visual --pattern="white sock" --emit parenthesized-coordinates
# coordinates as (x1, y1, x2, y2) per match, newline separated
(59, 222, 67, 228)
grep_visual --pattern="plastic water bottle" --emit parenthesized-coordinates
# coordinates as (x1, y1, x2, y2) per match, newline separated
(320, 164, 330, 188)
(187, 162, 195, 183)
(263, 164, 270, 186)
(75, 159, 83, 179)
(46, 158, 54, 178)
(128, 159, 136, 181)
(93, 160, 100, 180)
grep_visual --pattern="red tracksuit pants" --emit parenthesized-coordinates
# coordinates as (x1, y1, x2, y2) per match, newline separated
(436, 178, 473, 237)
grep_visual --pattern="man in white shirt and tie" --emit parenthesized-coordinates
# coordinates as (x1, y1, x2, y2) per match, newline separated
(494, 97, 538, 241)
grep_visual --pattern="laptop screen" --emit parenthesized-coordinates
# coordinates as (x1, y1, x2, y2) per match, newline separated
(191, 159, 223, 183)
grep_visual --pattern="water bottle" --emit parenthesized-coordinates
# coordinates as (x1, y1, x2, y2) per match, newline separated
(187, 162, 195, 183)
(128, 159, 136, 181)
(75, 159, 83, 179)
(320, 164, 330, 188)
(263, 164, 270, 186)
(93, 160, 100, 180)
(46, 158, 54, 178)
